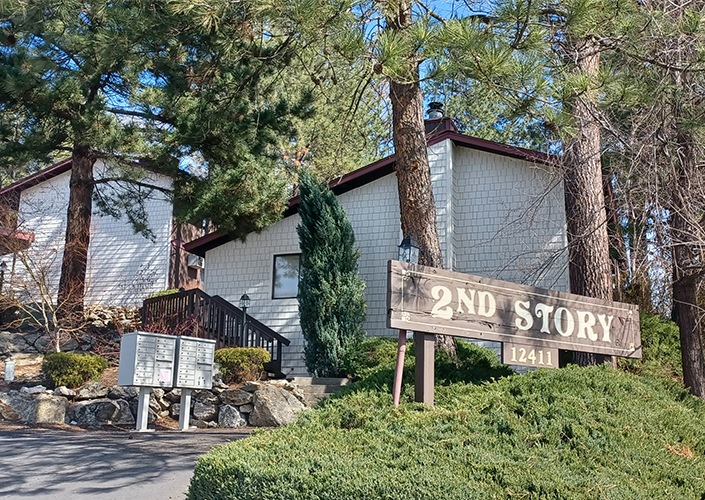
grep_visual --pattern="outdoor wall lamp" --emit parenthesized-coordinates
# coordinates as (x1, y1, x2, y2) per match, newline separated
(240, 293, 250, 335)
(398, 235, 420, 265)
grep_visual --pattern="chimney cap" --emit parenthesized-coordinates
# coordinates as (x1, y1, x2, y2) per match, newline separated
(427, 102, 444, 119)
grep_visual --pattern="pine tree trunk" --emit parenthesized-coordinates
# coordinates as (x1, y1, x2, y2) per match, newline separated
(562, 38, 614, 367)
(670, 131, 705, 398)
(387, 0, 454, 357)
(57, 145, 96, 317)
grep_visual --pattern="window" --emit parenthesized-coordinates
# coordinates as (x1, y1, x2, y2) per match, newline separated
(272, 254, 300, 299)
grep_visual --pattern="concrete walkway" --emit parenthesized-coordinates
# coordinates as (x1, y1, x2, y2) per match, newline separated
(0, 428, 248, 500)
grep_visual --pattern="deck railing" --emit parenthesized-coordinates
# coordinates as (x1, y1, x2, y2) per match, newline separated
(141, 289, 290, 377)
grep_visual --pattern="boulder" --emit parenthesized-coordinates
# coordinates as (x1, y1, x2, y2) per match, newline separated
(111, 400, 136, 425)
(0, 390, 68, 424)
(21, 385, 48, 394)
(241, 381, 261, 393)
(0, 332, 28, 358)
(70, 398, 133, 426)
(219, 389, 252, 406)
(192, 401, 217, 421)
(192, 389, 218, 405)
(22, 332, 43, 346)
(218, 405, 247, 428)
(54, 386, 76, 398)
(239, 403, 253, 414)
(108, 386, 139, 400)
(169, 403, 181, 419)
(128, 400, 156, 424)
(249, 384, 306, 427)
(59, 339, 79, 352)
(33, 337, 50, 354)
(76, 382, 109, 400)
(164, 389, 181, 403)
(151, 388, 170, 411)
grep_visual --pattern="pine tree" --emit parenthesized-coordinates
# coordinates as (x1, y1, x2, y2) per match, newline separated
(0, 0, 305, 313)
(297, 171, 366, 377)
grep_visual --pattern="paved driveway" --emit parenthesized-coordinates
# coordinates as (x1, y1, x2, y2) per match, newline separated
(0, 428, 248, 500)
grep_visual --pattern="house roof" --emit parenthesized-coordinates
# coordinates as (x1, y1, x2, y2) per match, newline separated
(184, 120, 556, 257)
(0, 158, 73, 197)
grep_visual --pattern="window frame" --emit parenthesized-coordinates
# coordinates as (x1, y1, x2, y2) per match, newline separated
(271, 253, 301, 300)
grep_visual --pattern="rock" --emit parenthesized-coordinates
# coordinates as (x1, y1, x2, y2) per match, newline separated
(54, 386, 76, 398)
(34, 337, 50, 354)
(249, 384, 306, 427)
(291, 389, 308, 405)
(70, 398, 133, 426)
(79, 334, 95, 346)
(169, 403, 181, 419)
(192, 401, 217, 421)
(22, 332, 42, 345)
(241, 381, 261, 393)
(164, 389, 181, 403)
(218, 405, 247, 428)
(284, 381, 298, 391)
(268, 379, 288, 388)
(0, 332, 28, 358)
(219, 389, 252, 406)
(76, 382, 109, 400)
(128, 400, 156, 424)
(111, 400, 136, 425)
(192, 390, 218, 405)
(207, 421, 217, 428)
(21, 385, 48, 394)
(108, 386, 139, 400)
(59, 339, 79, 352)
(239, 403, 253, 414)
(212, 379, 228, 389)
(151, 389, 170, 411)
(0, 391, 68, 424)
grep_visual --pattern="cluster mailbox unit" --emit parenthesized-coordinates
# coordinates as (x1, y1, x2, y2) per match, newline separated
(117, 331, 215, 431)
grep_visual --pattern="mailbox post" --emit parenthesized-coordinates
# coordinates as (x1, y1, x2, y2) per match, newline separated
(173, 336, 216, 431)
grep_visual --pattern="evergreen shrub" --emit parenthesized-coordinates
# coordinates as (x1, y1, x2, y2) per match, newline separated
(215, 347, 271, 383)
(42, 352, 109, 388)
(341, 337, 398, 379)
(297, 171, 366, 377)
(619, 312, 682, 379)
(189, 345, 705, 500)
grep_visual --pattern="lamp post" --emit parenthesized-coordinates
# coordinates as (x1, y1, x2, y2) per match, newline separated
(239, 293, 250, 342)
(392, 236, 420, 407)
(0, 261, 7, 294)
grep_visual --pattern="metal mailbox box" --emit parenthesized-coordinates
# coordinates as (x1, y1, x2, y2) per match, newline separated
(174, 336, 216, 389)
(118, 331, 177, 388)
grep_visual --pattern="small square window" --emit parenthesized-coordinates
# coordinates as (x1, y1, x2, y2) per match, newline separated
(272, 254, 300, 299)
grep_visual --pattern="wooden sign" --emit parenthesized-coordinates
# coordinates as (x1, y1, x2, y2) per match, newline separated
(387, 261, 641, 359)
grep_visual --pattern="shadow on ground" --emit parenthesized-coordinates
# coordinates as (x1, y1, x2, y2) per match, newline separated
(0, 429, 248, 500)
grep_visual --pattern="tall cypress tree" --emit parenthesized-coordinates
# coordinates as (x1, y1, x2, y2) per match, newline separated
(297, 171, 366, 377)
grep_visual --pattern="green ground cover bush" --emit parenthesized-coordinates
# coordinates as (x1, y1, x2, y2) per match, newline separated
(42, 352, 109, 388)
(214, 347, 271, 383)
(619, 313, 682, 380)
(190, 337, 705, 500)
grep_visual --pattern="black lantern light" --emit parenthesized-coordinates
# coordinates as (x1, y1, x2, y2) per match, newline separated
(398, 236, 420, 264)
(240, 292, 250, 335)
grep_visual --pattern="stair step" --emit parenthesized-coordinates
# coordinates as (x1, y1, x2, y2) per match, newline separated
(300, 385, 340, 395)
(291, 377, 351, 387)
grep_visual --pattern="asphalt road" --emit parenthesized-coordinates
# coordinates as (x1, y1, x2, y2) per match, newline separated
(0, 428, 249, 500)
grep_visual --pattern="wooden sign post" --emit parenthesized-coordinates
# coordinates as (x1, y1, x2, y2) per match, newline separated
(387, 261, 641, 406)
